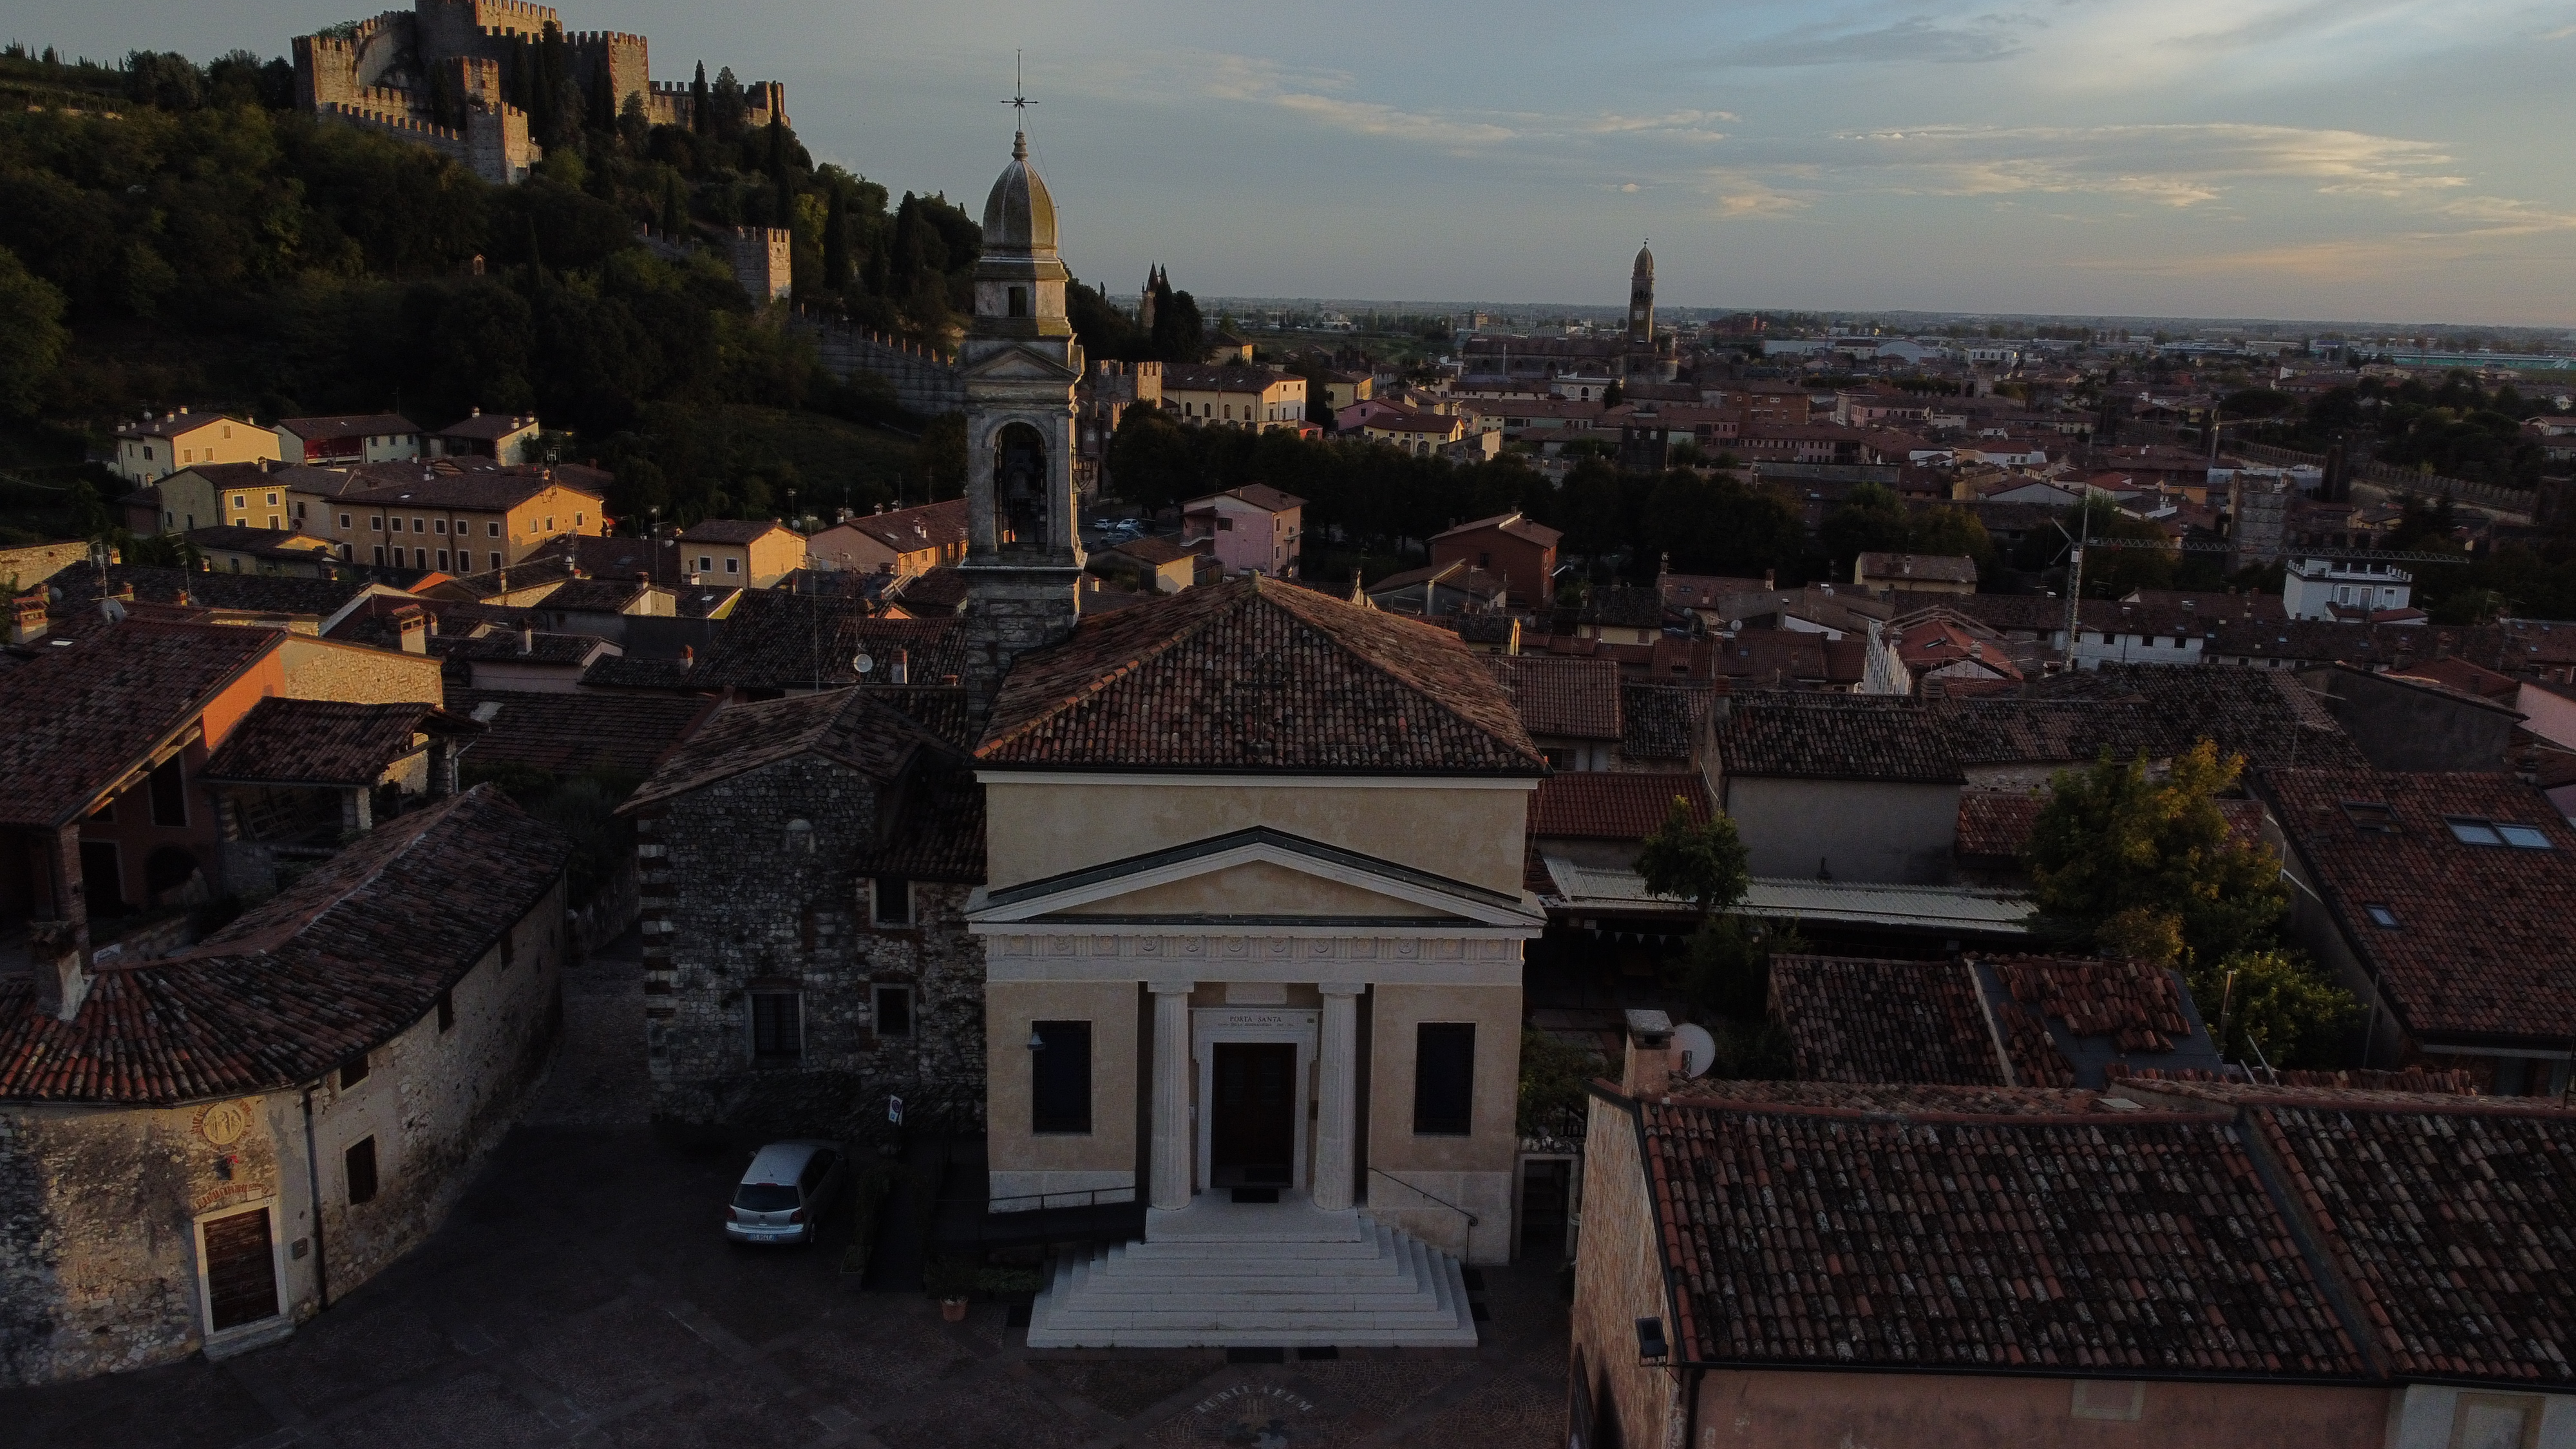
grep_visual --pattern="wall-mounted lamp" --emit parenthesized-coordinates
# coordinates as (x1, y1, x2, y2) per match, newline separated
(1027, 1028, 1046, 1052)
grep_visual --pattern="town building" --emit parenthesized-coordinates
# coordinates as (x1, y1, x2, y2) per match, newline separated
(1853, 551, 1976, 596)
(294, 464, 609, 571)
(1573, 1041, 2576, 1449)
(111, 411, 277, 486)
(1429, 512, 1560, 607)
(2284, 555, 2415, 621)
(1715, 694, 1965, 884)
(428, 410, 543, 466)
(0, 787, 569, 1385)
(677, 518, 808, 588)
(1159, 365, 1309, 432)
(1769, 954, 2224, 1087)
(807, 500, 971, 577)
(275, 413, 422, 466)
(1180, 486, 1304, 579)
(184, 526, 346, 578)
(2258, 768, 2576, 1095)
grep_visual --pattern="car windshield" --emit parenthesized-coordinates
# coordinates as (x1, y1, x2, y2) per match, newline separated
(733, 1182, 800, 1212)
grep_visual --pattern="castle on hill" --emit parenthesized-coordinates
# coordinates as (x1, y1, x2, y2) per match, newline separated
(292, 0, 786, 185)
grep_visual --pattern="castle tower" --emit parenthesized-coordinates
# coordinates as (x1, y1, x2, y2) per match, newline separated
(1626, 241, 1655, 348)
(957, 119, 1086, 717)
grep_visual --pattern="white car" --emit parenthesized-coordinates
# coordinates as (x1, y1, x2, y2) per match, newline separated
(724, 1139, 847, 1245)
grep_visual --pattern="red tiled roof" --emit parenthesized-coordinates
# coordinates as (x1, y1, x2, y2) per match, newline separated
(1855, 551, 1978, 585)
(625, 688, 954, 810)
(1182, 484, 1305, 514)
(1622, 683, 1710, 762)
(678, 517, 796, 544)
(200, 698, 465, 787)
(2255, 1103, 2576, 1383)
(1989, 954, 2189, 1054)
(977, 576, 1542, 773)
(1528, 772, 1709, 841)
(831, 498, 969, 554)
(1487, 656, 1622, 739)
(0, 786, 568, 1104)
(1430, 511, 1561, 548)
(446, 689, 713, 779)
(0, 621, 281, 828)
(2261, 769, 2576, 1045)
(1718, 694, 1963, 783)
(276, 412, 419, 440)
(1770, 956, 2009, 1086)
(1634, 1086, 2369, 1376)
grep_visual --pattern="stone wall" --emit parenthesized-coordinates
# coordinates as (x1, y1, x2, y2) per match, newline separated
(638, 755, 986, 1134)
(791, 308, 967, 417)
(0, 878, 566, 1386)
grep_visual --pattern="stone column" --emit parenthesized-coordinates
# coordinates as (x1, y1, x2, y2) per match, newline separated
(1150, 984, 1195, 1211)
(1312, 983, 1363, 1212)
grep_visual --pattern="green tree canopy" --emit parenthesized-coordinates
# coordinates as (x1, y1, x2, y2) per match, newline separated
(1634, 799, 1749, 920)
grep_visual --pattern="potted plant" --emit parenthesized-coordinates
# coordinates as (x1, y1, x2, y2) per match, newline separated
(924, 1255, 979, 1321)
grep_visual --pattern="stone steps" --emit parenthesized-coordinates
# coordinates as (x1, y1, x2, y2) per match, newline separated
(1025, 1212, 1475, 1349)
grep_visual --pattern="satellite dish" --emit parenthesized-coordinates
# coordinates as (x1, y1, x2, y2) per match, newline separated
(1672, 1023, 1718, 1079)
(853, 652, 873, 675)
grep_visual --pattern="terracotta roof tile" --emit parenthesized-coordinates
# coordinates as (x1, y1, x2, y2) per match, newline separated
(446, 688, 712, 779)
(2256, 1103, 2576, 1383)
(1488, 656, 1622, 740)
(1621, 683, 1710, 762)
(0, 621, 280, 828)
(200, 698, 464, 786)
(1528, 772, 1709, 841)
(1634, 1087, 2369, 1376)
(2259, 769, 2576, 1045)
(1718, 694, 1963, 783)
(1769, 956, 2008, 1086)
(978, 576, 1542, 773)
(625, 688, 956, 810)
(0, 787, 567, 1104)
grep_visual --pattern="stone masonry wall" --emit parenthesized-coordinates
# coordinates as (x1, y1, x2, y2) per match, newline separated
(0, 877, 566, 1387)
(790, 309, 967, 418)
(639, 755, 985, 1135)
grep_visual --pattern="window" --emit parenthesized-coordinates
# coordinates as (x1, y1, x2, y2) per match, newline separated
(1008, 285, 1028, 317)
(435, 990, 455, 1032)
(872, 876, 913, 926)
(344, 1137, 378, 1206)
(2340, 802, 2400, 834)
(490, 552, 504, 570)
(147, 757, 188, 827)
(413, 516, 426, 533)
(873, 984, 913, 1037)
(232, 495, 247, 511)
(2447, 818, 2505, 846)
(1413, 1023, 1476, 1135)
(414, 548, 427, 568)
(434, 518, 448, 535)
(2365, 904, 2400, 929)
(389, 516, 403, 532)
(371, 515, 384, 531)
(752, 991, 802, 1064)
(798, 1148, 836, 1195)
(697, 555, 713, 573)
(2498, 824, 2554, 849)
(339, 513, 351, 530)
(1031, 1020, 1092, 1133)
(544, 516, 554, 531)
(341, 1054, 368, 1090)
(372, 545, 386, 565)
(2451, 817, 2554, 849)
(437, 550, 451, 571)
(488, 521, 501, 536)
(574, 513, 583, 527)
(267, 491, 278, 507)
(724, 557, 739, 574)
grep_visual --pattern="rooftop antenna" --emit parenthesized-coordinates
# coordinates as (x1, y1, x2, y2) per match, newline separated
(1001, 50, 1036, 155)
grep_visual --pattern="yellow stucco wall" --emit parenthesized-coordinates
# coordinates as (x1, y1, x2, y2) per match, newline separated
(982, 780, 1533, 896)
(984, 979, 1139, 1182)
(276, 637, 445, 706)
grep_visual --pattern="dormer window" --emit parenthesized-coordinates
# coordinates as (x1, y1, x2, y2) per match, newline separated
(2340, 802, 2400, 834)
(1009, 286, 1029, 318)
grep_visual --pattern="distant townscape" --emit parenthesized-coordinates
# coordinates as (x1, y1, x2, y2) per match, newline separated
(4, 19, 2576, 1449)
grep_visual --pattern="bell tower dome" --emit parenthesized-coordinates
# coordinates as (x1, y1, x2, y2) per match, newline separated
(957, 112, 1087, 719)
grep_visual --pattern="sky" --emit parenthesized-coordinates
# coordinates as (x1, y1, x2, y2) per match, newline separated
(23, 1, 2576, 326)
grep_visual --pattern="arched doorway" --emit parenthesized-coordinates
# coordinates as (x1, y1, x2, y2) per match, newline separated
(993, 422, 1046, 549)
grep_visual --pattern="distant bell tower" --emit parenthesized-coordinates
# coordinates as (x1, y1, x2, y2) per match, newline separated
(958, 86, 1086, 719)
(1627, 241, 1655, 348)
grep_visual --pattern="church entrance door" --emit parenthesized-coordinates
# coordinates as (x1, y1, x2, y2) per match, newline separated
(1209, 1042, 1298, 1188)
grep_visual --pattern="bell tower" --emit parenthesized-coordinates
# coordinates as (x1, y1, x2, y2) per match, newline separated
(1626, 241, 1655, 348)
(958, 96, 1086, 718)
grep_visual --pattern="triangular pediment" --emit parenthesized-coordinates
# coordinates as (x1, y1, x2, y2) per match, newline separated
(961, 345, 1081, 384)
(967, 826, 1540, 928)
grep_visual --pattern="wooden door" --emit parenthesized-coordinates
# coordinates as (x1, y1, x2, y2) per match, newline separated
(1209, 1042, 1298, 1186)
(202, 1206, 278, 1332)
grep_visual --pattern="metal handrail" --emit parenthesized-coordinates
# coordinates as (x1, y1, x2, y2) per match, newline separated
(1368, 1168, 1479, 1227)
(949, 1185, 1139, 1213)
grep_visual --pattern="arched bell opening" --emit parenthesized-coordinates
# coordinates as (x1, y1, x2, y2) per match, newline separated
(992, 421, 1047, 551)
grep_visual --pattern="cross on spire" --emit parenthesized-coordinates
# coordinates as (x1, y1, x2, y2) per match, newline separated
(1001, 50, 1036, 159)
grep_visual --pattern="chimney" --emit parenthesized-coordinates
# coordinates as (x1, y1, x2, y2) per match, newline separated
(10, 590, 48, 645)
(31, 824, 91, 1021)
(1764, 569, 1776, 591)
(392, 604, 427, 654)
(890, 647, 909, 685)
(681, 644, 694, 667)
(1622, 1009, 1675, 1095)
(520, 624, 536, 654)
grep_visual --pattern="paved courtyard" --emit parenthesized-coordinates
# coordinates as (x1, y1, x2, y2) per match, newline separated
(3, 940, 1571, 1449)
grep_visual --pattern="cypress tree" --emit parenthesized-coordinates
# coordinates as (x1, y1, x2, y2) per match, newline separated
(822, 187, 850, 292)
(690, 61, 708, 136)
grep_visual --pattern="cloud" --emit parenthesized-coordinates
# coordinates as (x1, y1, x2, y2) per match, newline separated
(1188, 56, 1518, 147)
(1702, 169, 1815, 218)
(1719, 15, 2032, 68)
(1829, 123, 2467, 205)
